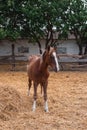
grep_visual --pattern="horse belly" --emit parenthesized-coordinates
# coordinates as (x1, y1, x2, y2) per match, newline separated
(27, 63, 40, 81)
(34, 72, 49, 83)
(28, 67, 49, 84)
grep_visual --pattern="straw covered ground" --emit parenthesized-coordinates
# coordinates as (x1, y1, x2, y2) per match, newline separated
(0, 68, 87, 130)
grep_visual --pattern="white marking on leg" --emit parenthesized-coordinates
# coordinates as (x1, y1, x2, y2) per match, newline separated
(32, 100, 36, 111)
(53, 52, 60, 71)
(44, 101, 49, 112)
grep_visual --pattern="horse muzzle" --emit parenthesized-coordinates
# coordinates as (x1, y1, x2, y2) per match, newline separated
(53, 66, 59, 72)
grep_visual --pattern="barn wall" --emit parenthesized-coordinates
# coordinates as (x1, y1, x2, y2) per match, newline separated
(0, 39, 39, 56)
(0, 39, 79, 60)
(57, 40, 79, 54)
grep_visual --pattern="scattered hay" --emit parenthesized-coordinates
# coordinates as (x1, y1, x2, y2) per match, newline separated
(0, 85, 23, 121)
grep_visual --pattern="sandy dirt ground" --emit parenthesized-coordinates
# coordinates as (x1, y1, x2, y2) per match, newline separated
(0, 69, 87, 130)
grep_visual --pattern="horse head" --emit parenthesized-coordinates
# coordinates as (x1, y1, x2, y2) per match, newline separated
(42, 46, 60, 72)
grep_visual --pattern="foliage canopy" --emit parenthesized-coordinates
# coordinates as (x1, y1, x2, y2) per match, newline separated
(0, 0, 87, 54)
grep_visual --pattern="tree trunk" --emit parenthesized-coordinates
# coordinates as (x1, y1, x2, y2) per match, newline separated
(37, 42, 42, 54)
(84, 44, 87, 55)
(78, 44, 84, 65)
(78, 44, 83, 55)
(11, 44, 15, 70)
(32, 32, 42, 54)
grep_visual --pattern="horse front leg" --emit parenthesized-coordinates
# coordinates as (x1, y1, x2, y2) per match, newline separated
(43, 81, 49, 112)
(32, 82, 38, 111)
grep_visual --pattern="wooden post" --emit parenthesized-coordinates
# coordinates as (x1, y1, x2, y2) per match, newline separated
(11, 44, 15, 71)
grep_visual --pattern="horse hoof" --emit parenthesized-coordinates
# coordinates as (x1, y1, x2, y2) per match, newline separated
(32, 101, 36, 112)
(45, 108, 48, 112)
(32, 106, 36, 112)
(45, 110, 49, 112)
(32, 109, 35, 112)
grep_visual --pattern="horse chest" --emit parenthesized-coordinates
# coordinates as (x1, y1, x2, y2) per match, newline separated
(34, 70, 49, 82)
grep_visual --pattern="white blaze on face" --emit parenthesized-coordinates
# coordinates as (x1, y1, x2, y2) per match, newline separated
(53, 52, 60, 71)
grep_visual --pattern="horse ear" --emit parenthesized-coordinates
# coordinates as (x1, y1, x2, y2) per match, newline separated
(47, 45, 50, 52)
(42, 51, 46, 61)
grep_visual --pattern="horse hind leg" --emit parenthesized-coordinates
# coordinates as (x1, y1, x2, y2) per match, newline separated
(32, 82, 38, 112)
(28, 78, 32, 96)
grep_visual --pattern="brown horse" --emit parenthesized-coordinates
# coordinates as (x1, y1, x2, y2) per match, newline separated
(27, 46, 60, 112)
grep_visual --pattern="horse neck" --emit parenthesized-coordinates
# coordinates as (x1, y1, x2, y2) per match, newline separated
(40, 57, 48, 72)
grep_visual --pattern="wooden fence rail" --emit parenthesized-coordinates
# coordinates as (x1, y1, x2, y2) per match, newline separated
(57, 54, 87, 70)
(0, 54, 87, 70)
(0, 55, 27, 70)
